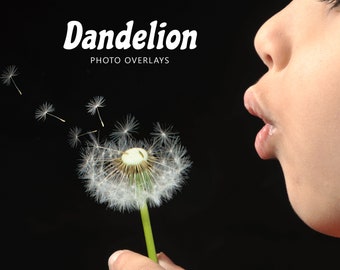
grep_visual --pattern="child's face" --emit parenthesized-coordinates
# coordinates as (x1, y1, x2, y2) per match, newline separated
(244, 0, 340, 237)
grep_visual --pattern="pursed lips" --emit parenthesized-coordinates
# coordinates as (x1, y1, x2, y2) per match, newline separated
(243, 86, 277, 159)
(244, 87, 271, 125)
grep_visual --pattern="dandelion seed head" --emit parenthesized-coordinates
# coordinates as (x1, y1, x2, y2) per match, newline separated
(35, 102, 55, 121)
(1, 65, 18, 85)
(86, 96, 106, 115)
(121, 148, 148, 165)
(78, 116, 192, 212)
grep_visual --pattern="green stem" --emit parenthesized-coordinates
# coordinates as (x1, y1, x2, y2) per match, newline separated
(140, 202, 158, 263)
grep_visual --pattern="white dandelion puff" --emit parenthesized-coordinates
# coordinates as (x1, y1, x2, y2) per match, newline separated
(86, 96, 105, 127)
(77, 115, 192, 262)
(110, 114, 139, 141)
(78, 117, 192, 260)
(35, 102, 66, 123)
(78, 127, 192, 211)
(1, 65, 22, 95)
(68, 126, 98, 148)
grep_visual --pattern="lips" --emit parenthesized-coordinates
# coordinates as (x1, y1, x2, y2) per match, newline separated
(243, 87, 276, 159)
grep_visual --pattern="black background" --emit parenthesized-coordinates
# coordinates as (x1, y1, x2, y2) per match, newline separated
(1, 1, 339, 269)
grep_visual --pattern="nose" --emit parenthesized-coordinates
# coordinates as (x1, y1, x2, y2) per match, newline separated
(254, 5, 292, 71)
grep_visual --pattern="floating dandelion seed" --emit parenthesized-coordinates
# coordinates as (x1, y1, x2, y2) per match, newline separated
(86, 96, 105, 127)
(77, 115, 192, 262)
(35, 102, 66, 123)
(68, 126, 97, 148)
(1, 65, 22, 95)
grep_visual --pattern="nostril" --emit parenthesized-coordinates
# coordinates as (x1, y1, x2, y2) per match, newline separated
(263, 53, 274, 69)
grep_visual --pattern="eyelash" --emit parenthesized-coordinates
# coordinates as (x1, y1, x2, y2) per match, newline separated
(320, 0, 340, 9)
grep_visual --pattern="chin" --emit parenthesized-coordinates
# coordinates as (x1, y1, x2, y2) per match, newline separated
(306, 220, 340, 238)
(291, 202, 340, 238)
(280, 164, 340, 238)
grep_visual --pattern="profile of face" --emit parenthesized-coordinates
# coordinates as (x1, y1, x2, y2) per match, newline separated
(244, 0, 340, 238)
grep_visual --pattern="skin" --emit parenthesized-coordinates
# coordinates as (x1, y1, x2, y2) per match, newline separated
(109, 0, 340, 269)
(108, 250, 183, 270)
(244, 0, 340, 238)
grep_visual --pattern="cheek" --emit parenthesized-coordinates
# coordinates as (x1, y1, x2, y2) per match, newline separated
(276, 53, 340, 236)
(279, 59, 340, 173)
(264, 18, 340, 236)
(280, 44, 340, 153)
(279, 5, 340, 163)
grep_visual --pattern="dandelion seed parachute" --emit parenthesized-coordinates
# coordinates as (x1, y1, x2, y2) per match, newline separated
(86, 96, 105, 127)
(69, 126, 82, 147)
(1, 65, 18, 85)
(35, 102, 66, 122)
(151, 122, 178, 144)
(68, 126, 98, 148)
(77, 116, 192, 212)
(35, 102, 54, 121)
(110, 114, 139, 141)
(1, 65, 22, 95)
(86, 96, 105, 115)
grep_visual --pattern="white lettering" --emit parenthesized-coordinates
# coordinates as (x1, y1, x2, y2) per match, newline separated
(132, 30, 147, 50)
(98, 30, 114, 50)
(165, 30, 181, 50)
(181, 30, 198, 50)
(63, 20, 197, 50)
(115, 21, 133, 49)
(63, 21, 83, 50)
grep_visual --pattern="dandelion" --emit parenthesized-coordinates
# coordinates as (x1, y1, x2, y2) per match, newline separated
(1, 65, 22, 95)
(77, 115, 192, 262)
(68, 126, 97, 148)
(86, 96, 105, 127)
(35, 102, 66, 123)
